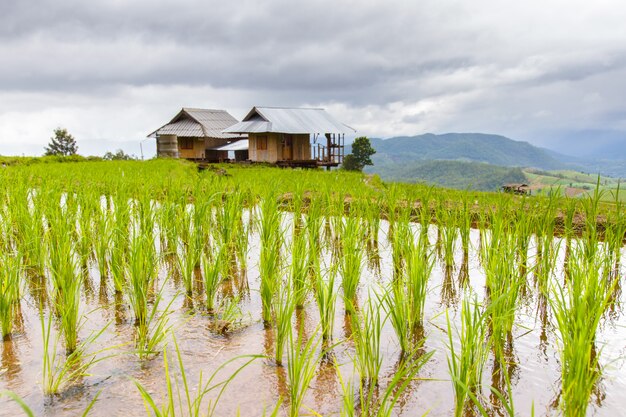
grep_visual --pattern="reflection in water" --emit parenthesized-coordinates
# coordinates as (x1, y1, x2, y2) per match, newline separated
(114, 291, 125, 326)
(488, 347, 518, 417)
(295, 309, 309, 347)
(365, 237, 382, 275)
(1, 338, 22, 383)
(193, 266, 204, 296)
(26, 273, 48, 314)
(441, 265, 458, 308)
(606, 266, 623, 321)
(98, 278, 109, 307)
(458, 253, 469, 289)
(537, 292, 549, 360)
(82, 268, 95, 303)
(312, 356, 339, 411)
(342, 312, 353, 341)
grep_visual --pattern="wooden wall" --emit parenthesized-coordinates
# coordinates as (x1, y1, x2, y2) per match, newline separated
(249, 133, 311, 162)
(177, 137, 206, 159)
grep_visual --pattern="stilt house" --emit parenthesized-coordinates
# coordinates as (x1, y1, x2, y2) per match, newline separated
(223, 107, 355, 168)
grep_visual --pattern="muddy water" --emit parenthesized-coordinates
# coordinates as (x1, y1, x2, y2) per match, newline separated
(1, 219, 625, 416)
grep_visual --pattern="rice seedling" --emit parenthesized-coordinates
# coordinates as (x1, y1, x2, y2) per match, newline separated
(0, 390, 35, 417)
(550, 244, 614, 417)
(126, 232, 172, 358)
(352, 296, 386, 386)
(340, 217, 364, 314)
(337, 344, 434, 417)
(211, 295, 250, 334)
(437, 203, 458, 269)
(274, 284, 296, 366)
(446, 297, 489, 417)
(47, 218, 83, 353)
(0, 253, 21, 340)
(405, 239, 433, 332)
(259, 194, 283, 325)
(286, 326, 322, 417)
(314, 264, 337, 341)
(41, 312, 113, 395)
(388, 209, 412, 277)
(93, 199, 112, 281)
(290, 226, 309, 308)
(202, 245, 225, 313)
(135, 335, 262, 417)
(481, 215, 524, 359)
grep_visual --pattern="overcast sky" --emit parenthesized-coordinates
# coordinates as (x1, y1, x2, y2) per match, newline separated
(1, 0, 625, 158)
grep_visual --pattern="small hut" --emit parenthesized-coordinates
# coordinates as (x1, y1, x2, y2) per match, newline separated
(223, 107, 355, 168)
(148, 108, 246, 161)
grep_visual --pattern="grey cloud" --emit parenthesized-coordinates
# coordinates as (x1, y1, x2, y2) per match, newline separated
(1, 0, 626, 157)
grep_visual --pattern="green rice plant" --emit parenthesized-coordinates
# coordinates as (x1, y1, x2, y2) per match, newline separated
(159, 200, 179, 255)
(136, 284, 175, 359)
(437, 202, 458, 268)
(550, 245, 614, 417)
(93, 201, 112, 281)
(446, 297, 489, 417)
(314, 264, 337, 341)
(76, 200, 95, 269)
(481, 216, 524, 359)
(126, 232, 172, 358)
(110, 194, 131, 293)
(47, 220, 82, 353)
(177, 237, 200, 296)
(352, 297, 386, 386)
(41, 312, 113, 395)
(126, 233, 158, 328)
(0, 253, 22, 340)
(340, 217, 364, 314)
(304, 196, 323, 279)
(214, 191, 246, 273)
(202, 246, 225, 313)
(388, 209, 412, 277)
(286, 326, 322, 417)
(274, 283, 295, 366)
(259, 194, 283, 325)
(381, 280, 411, 354)
(210, 295, 250, 334)
(0, 390, 35, 417)
(337, 345, 433, 417)
(290, 227, 309, 308)
(459, 194, 473, 256)
(405, 239, 433, 332)
(135, 335, 262, 417)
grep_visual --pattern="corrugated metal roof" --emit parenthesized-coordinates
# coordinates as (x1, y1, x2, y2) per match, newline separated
(210, 139, 249, 151)
(148, 108, 243, 139)
(152, 119, 205, 137)
(223, 107, 355, 135)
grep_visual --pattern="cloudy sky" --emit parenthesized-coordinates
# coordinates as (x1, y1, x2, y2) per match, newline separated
(1, 0, 625, 158)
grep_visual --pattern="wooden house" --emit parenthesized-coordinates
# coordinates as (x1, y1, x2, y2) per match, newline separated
(223, 107, 355, 168)
(148, 108, 247, 161)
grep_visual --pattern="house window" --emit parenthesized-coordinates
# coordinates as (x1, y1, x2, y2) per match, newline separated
(256, 135, 267, 150)
(179, 138, 194, 149)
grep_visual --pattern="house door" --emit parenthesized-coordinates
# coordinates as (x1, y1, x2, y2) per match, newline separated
(282, 135, 293, 160)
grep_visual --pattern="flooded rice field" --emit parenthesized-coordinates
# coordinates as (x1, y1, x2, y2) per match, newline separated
(1, 215, 625, 417)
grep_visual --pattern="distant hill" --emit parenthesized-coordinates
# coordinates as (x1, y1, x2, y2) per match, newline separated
(363, 133, 566, 170)
(366, 159, 527, 191)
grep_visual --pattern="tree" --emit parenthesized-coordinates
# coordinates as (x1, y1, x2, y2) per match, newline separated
(44, 128, 78, 156)
(103, 149, 135, 160)
(342, 136, 375, 171)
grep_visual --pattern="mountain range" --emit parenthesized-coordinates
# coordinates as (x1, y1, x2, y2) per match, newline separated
(354, 133, 626, 190)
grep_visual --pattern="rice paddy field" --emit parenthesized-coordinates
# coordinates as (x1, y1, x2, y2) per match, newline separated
(1, 159, 625, 417)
